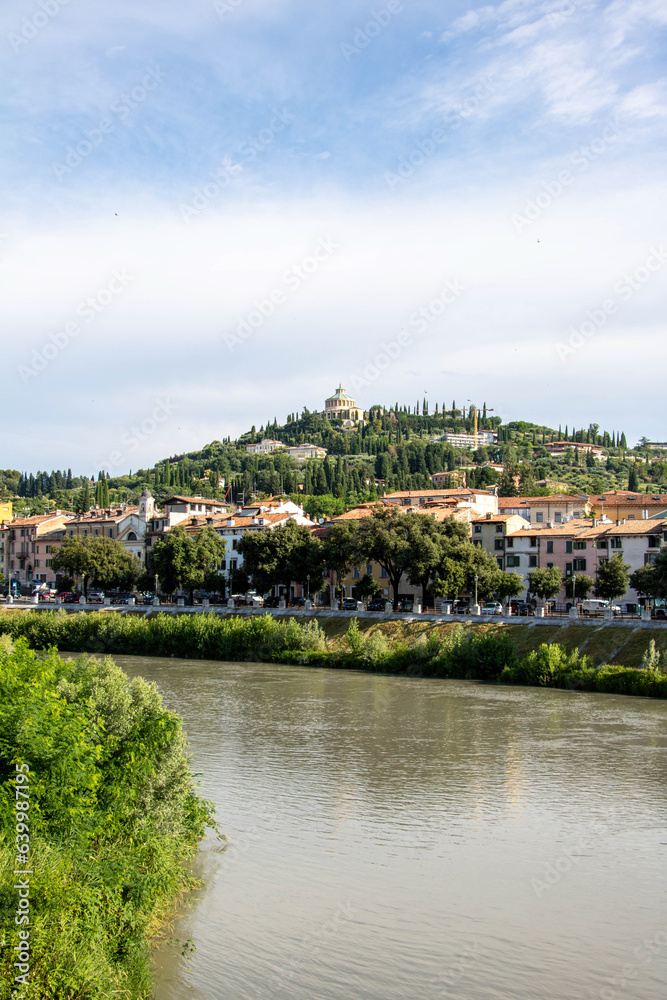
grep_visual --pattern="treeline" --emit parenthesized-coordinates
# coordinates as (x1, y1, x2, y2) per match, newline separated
(1, 614, 664, 699)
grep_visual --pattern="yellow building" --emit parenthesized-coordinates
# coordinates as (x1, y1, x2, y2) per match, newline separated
(0, 501, 12, 522)
(324, 384, 362, 422)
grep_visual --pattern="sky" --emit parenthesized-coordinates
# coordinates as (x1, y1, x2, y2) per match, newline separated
(1, 0, 666, 474)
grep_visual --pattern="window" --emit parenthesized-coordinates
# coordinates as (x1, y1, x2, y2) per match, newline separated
(232, 539, 238, 550)
(566, 541, 573, 554)
(353, 566, 360, 579)
(496, 558, 503, 569)
(35, 546, 39, 554)
(597, 539, 608, 549)
(127, 531, 137, 541)
(555, 512, 562, 522)
(529, 555, 538, 567)
(506, 555, 520, 567)
(495, 524, 503, 533)
(647, 536, 660, 548)
(628, 515, 635, 520)
(46, 559, 52, 568)
(565, 562, 573, 576)
(573, 541, 586, 550)
(506, 538, 514, 548)
(220, 560, 227, 571)
(610, 537, 622, 549)
(108, 529, 113, 538)
(380, 566, 387, 578)
(536, 513, 544, 523)
(366, 564, 372, 576)
(645, 553, 658, 565)
(530, 537, 537, 547)
(573, 558, 587, 571)
(546, 541, 554, 554)
(494, 539, 504, 550)
(547, 562, 554, 568)
(474, 525, 482, 534)
(94, 529, 99, 537)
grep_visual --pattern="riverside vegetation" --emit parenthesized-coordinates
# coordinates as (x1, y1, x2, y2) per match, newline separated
(0, 610, 666, 698)
(0, 636, 215, 1000)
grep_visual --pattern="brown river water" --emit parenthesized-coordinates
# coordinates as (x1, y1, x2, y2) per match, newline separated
(110, 655, 667, 1000)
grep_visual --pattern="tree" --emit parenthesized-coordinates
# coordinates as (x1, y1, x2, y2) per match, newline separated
(403, 514, 470, 606)
(238, 519, 323, 596)
(354, 573, 381, 601)
(628, 465, 639, 492)
(356, 506, 414, 609)
(527, 566, 563, 602)
(152, 527, 197, 596)
(493, 571, 525, 604)
(498, 465, 519, 497)
(568, 573, 594, 601)
(52, 536, 141, 596)
(595, 552, 631, 601)
(320, 520, 359, 600)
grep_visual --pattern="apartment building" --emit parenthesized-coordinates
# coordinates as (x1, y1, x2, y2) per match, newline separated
(0, 512, 73, 587)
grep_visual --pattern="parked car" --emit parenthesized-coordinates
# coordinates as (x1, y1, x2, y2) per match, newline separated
(397, 598, 414, 613)
(579, 599, 621, 616)
(264, 595, 281, 608)
(481, 601, 503, 615)
(514, 602, 535, 617)
(453, 600, 470, 614)
(87, 590, 105, 604)
(367, 597, 386, 611)
(61, 592, 81, 604)
(342, 598, 358, 610)
(291, 597, 306, 607)
(112, 594, 132, 605)
(142, 593, 156, 605)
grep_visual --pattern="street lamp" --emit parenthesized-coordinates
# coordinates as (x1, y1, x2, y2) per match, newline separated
(474, 574, 479, 609)
(307, 574, 310, 601)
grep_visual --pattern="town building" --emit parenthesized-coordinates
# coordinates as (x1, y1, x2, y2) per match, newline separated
(438, 430, 497, 449)
(383, 488, 498, 517)
(497, 494, 590, 523)
(0, 512, 73, 588)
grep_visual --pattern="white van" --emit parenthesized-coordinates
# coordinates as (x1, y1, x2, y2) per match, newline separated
(580, 599, 621, 615)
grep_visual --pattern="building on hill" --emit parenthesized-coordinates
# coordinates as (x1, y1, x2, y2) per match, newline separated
(245, 439, 284, 455)
(588, 491, 667, 521)
(323, 384, 362, 424)
(438, 430, 497, 449)
(284, 443, 327, 463)
(545, 441, 604, 459)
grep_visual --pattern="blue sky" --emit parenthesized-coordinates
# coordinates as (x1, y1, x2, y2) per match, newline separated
(2, 0, 666, 473)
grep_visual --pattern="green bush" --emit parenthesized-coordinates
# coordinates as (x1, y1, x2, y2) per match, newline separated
(0, 639, 215, 999)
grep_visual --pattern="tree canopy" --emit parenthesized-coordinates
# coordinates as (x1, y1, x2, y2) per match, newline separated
(52, 536, 141, 595)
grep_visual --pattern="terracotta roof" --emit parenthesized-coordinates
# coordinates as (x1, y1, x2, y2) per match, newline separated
(577, 519, 667, 537)
(1, 513, 72, 527)
(473, 514, 524, 524)
(383, 488, 493, 499)
(498, 494, 586, 506)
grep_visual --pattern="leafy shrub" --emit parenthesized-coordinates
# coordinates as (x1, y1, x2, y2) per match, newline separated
(0, 640, 215, 999)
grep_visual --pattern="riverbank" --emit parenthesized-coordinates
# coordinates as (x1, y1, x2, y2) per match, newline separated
(1, 609, 666, 697)
(0, 638, 215, 1000)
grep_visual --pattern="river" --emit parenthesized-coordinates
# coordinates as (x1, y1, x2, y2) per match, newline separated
(113, 655, 667, 1000)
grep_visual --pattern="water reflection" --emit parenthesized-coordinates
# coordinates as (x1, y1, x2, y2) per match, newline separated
(110, 657, 667, 1000)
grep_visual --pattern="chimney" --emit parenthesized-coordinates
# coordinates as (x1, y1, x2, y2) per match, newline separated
(252, 517, 258, 525)
(486, 512, 492, 519)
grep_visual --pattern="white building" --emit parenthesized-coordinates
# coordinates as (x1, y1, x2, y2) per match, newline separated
(245, 439, 284, 455)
